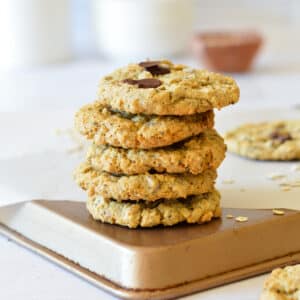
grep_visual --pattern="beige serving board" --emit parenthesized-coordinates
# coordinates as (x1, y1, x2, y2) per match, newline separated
(1, 201, 300, 300)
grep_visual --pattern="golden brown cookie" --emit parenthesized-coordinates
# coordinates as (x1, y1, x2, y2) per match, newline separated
(74, 162, 217, 201)
(87, 129, 226, 175)
(97, 60, 239, 115)
(87, 189, 221, 228)
(75, 101, 214, 149)
(225, 120, 300, 160)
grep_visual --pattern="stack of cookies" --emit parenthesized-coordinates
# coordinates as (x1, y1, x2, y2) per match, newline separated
(74, 60, 239, 228)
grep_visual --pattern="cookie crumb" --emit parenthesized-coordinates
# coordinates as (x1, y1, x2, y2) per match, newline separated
(278, 182, 290, 187)
(226, 214, 234, 219)
(55, 128, 62, 135)
(267, 173, 286, 180)
(290, 182, 300, 188)
(235, 216, 248, 222)
(278, 180, 300, 189)
(291, 164, 300, 172)
(67, 144, 84, 154)
(222, 179, 235, 184)
(55, 127, 86, 154)
(272, 209, 285, 216)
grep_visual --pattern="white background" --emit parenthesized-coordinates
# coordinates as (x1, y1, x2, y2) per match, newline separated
(0, 1, 300, 299)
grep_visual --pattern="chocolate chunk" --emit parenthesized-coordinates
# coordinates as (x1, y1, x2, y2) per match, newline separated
(136, 78, 162, 88)
(270, 131, 292, 143)
(139, 61, 170, 76)
(147, 65, 170, 75)
(123, 79, 138, 85)
(123, 78, 162, 88)
(139, 61, 162, 68)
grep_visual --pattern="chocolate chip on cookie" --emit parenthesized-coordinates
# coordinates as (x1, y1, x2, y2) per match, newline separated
(139, 61, 170, 75)
(225, 120, 300, 160)
(139, 61, 162, 68)
(270, 131, 292, 143)
(123, 78, 162, 88)
(122, 79, 138, 85)
(98, 61, 239, 115)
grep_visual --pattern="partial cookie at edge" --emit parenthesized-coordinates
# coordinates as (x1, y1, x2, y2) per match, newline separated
(225, 120, 300, 160)
(260, 264, 300, 300)
(87, 189, 221, 228)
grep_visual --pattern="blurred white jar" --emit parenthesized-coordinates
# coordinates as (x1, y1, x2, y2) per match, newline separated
(92, 0, 195, 59)
(0, 0, 71, 70)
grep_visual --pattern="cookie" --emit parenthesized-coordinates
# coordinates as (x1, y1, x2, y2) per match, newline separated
(87, 189, 221, 228)
(225, 121, 300, 160)
(97, 60, 240, 116)
(87, 129, 226, 175)
(75, 102, 214, 149)
(260, 264, 300, 300)
(74, 162, 217, 201)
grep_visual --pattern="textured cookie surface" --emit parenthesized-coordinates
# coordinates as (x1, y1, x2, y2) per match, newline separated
(87, 189, 221, 228)
(75, 101, 214, 149)
(87, 129, 226, 175)
(97, 60, 239, 115)
(74, 162, 217, 201)
(260, 264, 300, 300)
(225, 121, 300, 160)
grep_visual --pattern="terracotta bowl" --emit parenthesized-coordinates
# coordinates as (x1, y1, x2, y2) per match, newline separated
(191, 31, 263, 73)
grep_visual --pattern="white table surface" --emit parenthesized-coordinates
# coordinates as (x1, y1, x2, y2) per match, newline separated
(0, 56, 300, 300)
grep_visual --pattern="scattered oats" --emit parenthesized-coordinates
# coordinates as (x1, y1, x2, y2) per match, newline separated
(66, 144, 84, 154)
(226, 214, 234, 219)
(240, 188, 246, 192)
(281, 186, 291, 191)
(55, 128, 62, 135)
(272, 209, 285, 216)
(291, 164, 300, 172)
(267, 173, 286, 180)
(55, 127, 86, 154)
(278, 180, 300, 188)
(222, 179, 235, 184)
(235, 216, 248, 222)
(290, 182, 300, 188)
(278, 182, 290, 187)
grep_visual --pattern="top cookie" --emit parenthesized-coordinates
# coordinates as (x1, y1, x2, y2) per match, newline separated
(225, 120, 300, 160)
(260, 264, 300, 300)
(97, 60, 240, 116)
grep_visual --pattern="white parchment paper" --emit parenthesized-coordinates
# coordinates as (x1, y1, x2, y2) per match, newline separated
(0, 108, 299, 210)
(0, 110, 86, 207)
(0, 151, 86, 206)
